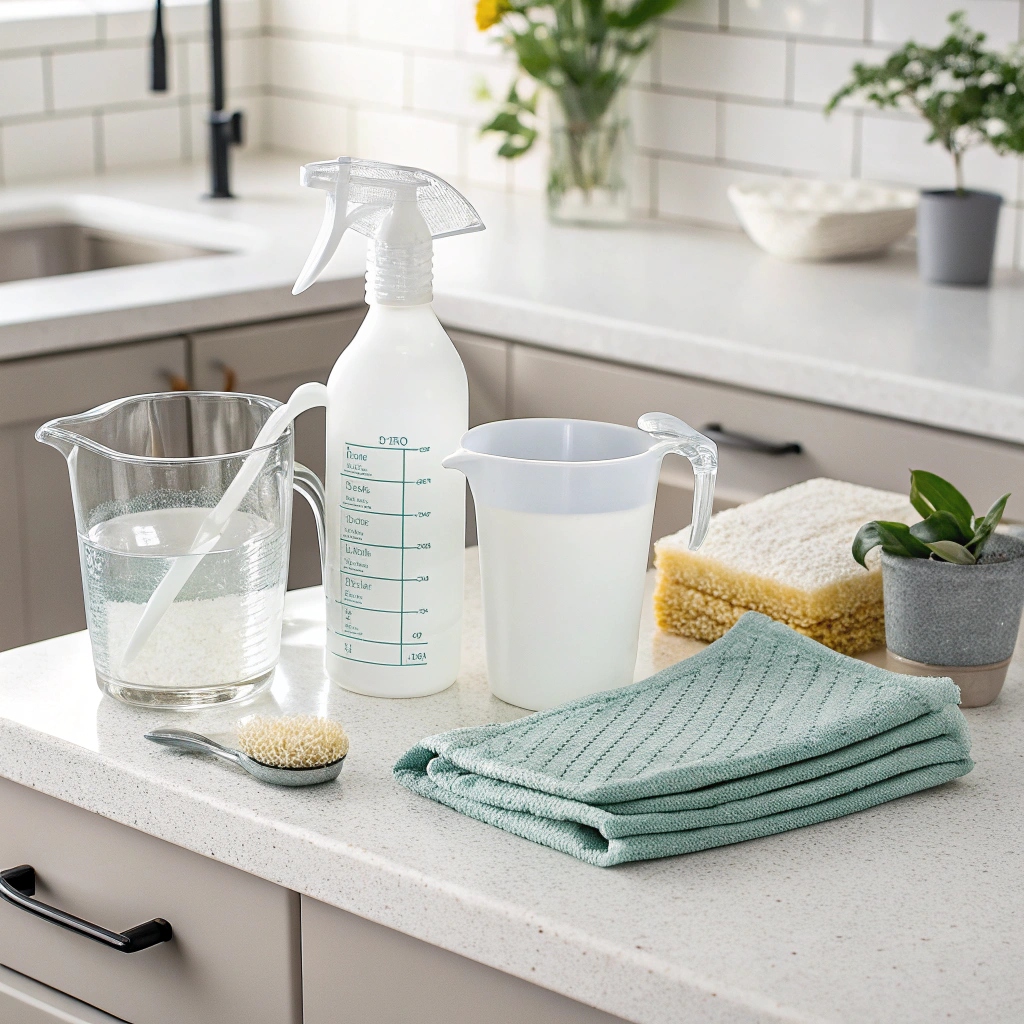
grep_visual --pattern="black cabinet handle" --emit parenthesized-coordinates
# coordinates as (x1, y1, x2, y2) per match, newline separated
(701, 423, 803, 456)
(0, 865, 172, 953)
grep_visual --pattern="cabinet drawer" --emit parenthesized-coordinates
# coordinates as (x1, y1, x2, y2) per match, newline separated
(190, 308, 366, 388)
(301, 896, 630, 1024)
(0, 965, 127, 1023)
(0, 338, 187, 428)
(511, 346, 1024, 525)
(0, 778, 301, 1024)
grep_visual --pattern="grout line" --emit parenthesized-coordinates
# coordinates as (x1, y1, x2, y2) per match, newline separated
(0, 127, 5, 188)
(93, 109, 104, 174)
(715, 96, 726, 161)
(863, 0, 873, 44)
(41, 52, 54, 112)
(784, 39, 795, 104)
(719, 0, 728, 31)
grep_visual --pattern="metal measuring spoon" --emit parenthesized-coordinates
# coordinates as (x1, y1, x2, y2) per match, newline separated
(145, 729, 344, 787)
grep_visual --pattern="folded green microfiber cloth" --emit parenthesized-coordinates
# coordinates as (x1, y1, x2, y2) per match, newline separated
(394, 613, 973, 867)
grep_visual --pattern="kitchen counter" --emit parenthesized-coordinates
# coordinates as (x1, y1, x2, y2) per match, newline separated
(0, 553, 1020, 1024)
(1, 157, 1024, 445)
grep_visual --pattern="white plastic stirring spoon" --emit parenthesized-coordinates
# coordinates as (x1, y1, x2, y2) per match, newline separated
(119, 382, 328, 672)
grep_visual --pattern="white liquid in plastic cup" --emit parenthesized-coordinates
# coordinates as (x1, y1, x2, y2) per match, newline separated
(444, 415, 717, 712)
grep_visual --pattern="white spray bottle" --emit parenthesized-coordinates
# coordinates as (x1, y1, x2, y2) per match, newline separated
(293, 157, 484, 698)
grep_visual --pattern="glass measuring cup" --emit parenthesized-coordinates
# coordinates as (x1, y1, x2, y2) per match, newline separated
(36, 392, 326, 709)
(443, 413, 717, 711)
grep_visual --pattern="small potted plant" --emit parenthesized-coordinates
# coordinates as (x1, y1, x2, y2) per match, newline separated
(853, 471, 1024, 707)
(475, 0, 687, 225)
(827, 12, 1024, 287)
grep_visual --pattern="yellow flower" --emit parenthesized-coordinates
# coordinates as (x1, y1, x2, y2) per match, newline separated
(476, 0, 508, 31)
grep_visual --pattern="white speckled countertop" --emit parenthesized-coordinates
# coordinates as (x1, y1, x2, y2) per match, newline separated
(2, 157, 1024, 445)
(0, 553, 1020, 1024)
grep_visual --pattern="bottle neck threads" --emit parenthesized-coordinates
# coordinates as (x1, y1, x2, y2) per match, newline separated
(366, 237, 433, 306)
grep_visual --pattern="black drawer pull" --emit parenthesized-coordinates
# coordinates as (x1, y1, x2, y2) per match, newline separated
(0, 865, 172, 953)
(701, 423, 803, 456)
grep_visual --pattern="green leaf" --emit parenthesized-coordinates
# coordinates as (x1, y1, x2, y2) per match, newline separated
(968, 491, 1010, 554)
(924, 540, 978, 564)
(910, 509, 971, 546)
(852, 522, 881, 568)
(852, 520, 930, 567)
(909, 470, 975, 534)
(875, 521, 932, 560)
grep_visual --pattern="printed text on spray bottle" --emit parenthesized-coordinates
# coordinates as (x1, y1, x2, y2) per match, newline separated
(336, 437, 434, 667)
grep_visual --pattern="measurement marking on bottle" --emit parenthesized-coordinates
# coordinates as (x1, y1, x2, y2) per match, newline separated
(336, 440, 433, 668)
(329, 651, 429, 667)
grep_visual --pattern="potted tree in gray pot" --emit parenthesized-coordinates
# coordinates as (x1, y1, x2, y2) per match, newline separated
(853, 471, 1024, 707)
(827, 12, 1024, 287)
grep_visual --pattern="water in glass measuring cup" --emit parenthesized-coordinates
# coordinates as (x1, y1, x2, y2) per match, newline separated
(82, 505, 288, 699)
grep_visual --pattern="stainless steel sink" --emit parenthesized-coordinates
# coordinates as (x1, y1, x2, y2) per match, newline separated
(0, 196, 261, 285)
(0, 222, 227, 284)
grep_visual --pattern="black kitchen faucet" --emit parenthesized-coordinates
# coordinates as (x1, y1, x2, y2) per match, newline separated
(150, 0, 243, 198)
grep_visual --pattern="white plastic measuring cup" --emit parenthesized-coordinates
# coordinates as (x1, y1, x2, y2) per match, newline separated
(443, 413, 717, 711)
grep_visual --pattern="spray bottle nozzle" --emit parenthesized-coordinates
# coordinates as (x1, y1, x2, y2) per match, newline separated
(292, 157, 485, 298)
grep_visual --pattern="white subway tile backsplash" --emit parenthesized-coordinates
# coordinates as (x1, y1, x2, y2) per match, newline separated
(660, 28, 787, 100)
(656, 157, 785, 225)
(665, 0, 721, 28)
(792, 41, 885, 106)
(728, 0, 865, 40)
(631, 152, 653, 215)
(994, 201, 1020, 268)
(0, 2, 97, 52)
(354, 108, 460, 180)
(268, 0, 351, 37)
(631, 90, 716, 158)
(508, 132, 549, 193)
(860, 113, 1021, 198)
(269, 94, 350, 155)
(0, 55, 46, 117)
(95, 0, 153, 42)
(465, 126, 512, 189)
(269, 36, 404, 107)
(2, 114, 94, 181)
(52, 44, 154, 109)
(412, 53, 512, 120)
(871, 0, 1021, 48)
(163, 0, 207, 36)
(724, 101, 855, 176)
(103, 104, 181, 166)
(355, 0, 459, 54)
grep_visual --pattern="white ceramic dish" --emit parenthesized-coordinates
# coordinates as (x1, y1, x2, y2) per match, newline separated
(728, 179, 918, 261)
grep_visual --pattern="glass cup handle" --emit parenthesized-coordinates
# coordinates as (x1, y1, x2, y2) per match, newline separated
(638, 412, 719, 550)
(293, 463, 327, 580)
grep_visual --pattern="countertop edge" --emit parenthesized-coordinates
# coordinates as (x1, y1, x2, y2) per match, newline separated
(0, 716, 819, 1024)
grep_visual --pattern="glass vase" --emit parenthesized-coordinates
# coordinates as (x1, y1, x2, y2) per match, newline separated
(547, 91, 630, 226)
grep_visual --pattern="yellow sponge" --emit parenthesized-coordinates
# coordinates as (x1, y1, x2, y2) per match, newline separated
(653, 478, 915, 654)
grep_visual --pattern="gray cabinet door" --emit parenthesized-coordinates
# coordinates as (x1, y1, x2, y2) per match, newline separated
(0, 339, 188, 647)
(190, 309, 366, 589)
(0, 431, 26, 651)
(301, 896, 631, 1024)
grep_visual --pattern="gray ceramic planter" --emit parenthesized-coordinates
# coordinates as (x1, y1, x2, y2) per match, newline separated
(881, 534, 1024, 707)
(917, 189, 1002, 287)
